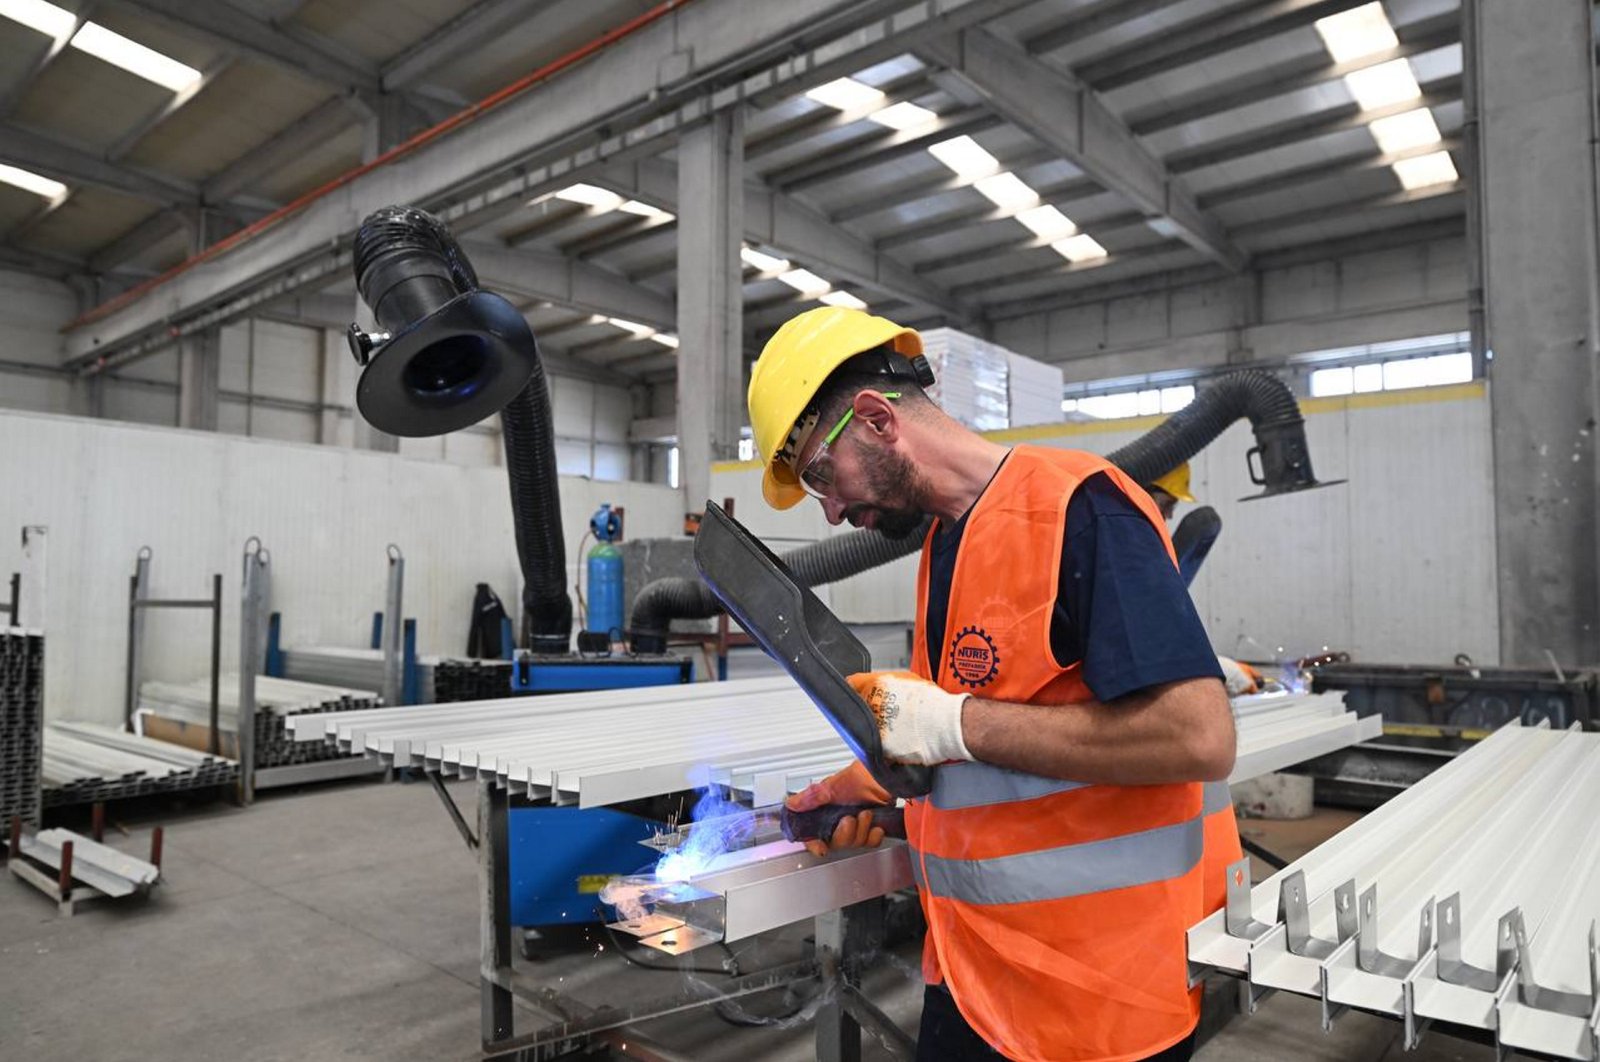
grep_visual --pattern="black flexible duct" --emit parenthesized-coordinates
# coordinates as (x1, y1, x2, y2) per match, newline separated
(503, 380, 573, 653)
(629, 370, 1327, 649)
(1102, 369, 1325, 499)
(351, 206, 571, 654)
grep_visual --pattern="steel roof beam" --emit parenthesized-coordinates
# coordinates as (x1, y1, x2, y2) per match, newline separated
(1197, 138, 1463, 210)
(96, 0, 382, 94)
(597, 157, 973, 322)
(380, 0, 556, 91)
(0, 2, 94, 121)
(87, 210, 186, 274)
(874, 174, 1100, 251)
(827, 145, 1055, 221)
(1124, 13, 1459, 137)
(925, 29, 1247, 271)
(1076, 0, 1372, 93)
(0, 121, 201, 208)
(772, 109, 1001, 192)
(1023, 0, 1198, 57)
(200, 96, 360, 205)
(1167, 76, 1462, 174)
(459, 240, 676, 330)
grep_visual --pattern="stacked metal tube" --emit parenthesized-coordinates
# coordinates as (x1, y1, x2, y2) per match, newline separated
(0, 629, 43, 827)
(138, 675, 380, 769)
(42, 721, 238, 806)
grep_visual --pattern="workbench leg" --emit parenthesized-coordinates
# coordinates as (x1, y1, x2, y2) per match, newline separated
(479, 780, 514, 1047)
(815, 902, 874, 1062)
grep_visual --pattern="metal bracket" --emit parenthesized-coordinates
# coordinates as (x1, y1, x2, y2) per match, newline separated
(1507, 909, 1597, 1017)
(1436, 893, 1511, 989)
(1356, 884, 1430, 976)
(1282, 871, 1356, 959)
(1224, 858, 1273, 940)
(426, 770, 477, 850)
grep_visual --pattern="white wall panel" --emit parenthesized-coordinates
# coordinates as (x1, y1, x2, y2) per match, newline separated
(711, 384, 1498, 667)
(0, 409, 682, 726)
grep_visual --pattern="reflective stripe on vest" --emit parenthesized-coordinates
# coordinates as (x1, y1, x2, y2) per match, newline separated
(1202, 780, 1232, 815)
(931, 761, 1093, 810)
(913, 816, 1203, 906)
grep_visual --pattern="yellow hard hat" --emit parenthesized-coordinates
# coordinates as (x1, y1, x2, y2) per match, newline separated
(748, 307, 922, 510)
(1149, 462, 1197, 503)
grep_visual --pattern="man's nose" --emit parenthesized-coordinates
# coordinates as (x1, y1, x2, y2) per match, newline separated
(820, 495, 847, 525)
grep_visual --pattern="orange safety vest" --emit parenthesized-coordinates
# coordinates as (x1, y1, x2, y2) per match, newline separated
(906, 445, 1236, 1062)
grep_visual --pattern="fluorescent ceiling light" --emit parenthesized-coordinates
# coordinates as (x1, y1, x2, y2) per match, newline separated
(1314, 2, 1398, 63)
(0, 0, 74, 38)
(651, 333, 680, 349)
(617, 199, 672, 220)
(777, 268, 831, 297)
(820, 290, 867, 310)
(1368, 108, 1441, 153)
(869, 101, 936, 130)
(71, 22, 201, 92)
(928, 135, 998, 178)
(554, 183, 624, 211)
(974, 172, 1038, 211)
(1052, 234, 1108, 263)
(0, 161, 67, 201)
(1343, 58, 1420, 110)
(805, 77, 884, 111)
(606, 317, 656, 337)
(740, 246, 790, 273)
(1015, 204, 1077, 239)
(1392, 150, 1458, 190)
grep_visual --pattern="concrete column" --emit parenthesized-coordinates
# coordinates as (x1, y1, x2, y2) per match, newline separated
(675, 109, 745, 514)
(1480, 0, 1600, 665)
(177, 328, 220, 430)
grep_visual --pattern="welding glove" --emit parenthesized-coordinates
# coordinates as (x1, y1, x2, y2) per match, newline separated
(1217, 655, 1262, 696)
(846, 670, 972, 766)
(785, 761, 891, 857)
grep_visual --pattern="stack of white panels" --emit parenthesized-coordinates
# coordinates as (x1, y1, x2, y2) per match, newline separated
(1188, 722, 1600, 1062)
(42, 721, 238, 805)
(920, 328, 1010, 431)
(1006, 351, 1065, 428)
(138, 675, 380, 768)
(289, 680, 1371, 811)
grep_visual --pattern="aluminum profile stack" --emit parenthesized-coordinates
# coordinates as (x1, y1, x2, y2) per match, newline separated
(138, 675, 381, 769)
(0, 628, 44, 828)
(288, 679, 1372, 811)
(280, 646, 436, 704)
(1189, 722, 1600, 1061)
(432, 659, 522, 703)
(919, 328, 1011, 431)
(42, 721, 237, 806)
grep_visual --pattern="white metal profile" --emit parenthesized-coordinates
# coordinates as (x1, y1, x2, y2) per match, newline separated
(1188, 721, 1600, 1061)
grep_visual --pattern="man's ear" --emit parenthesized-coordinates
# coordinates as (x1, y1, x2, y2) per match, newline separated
(853, 390, 900, 442)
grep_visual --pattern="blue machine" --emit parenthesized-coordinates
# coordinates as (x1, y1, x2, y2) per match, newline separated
(505, 637, 693, 927)
(585, 504, 625, 639)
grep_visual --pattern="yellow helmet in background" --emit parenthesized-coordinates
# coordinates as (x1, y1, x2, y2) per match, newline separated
(748, 307, 923, 510)
(1149, 462, 1197, 503)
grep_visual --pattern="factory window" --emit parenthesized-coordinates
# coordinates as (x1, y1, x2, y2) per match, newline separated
(1062, 385, 1194, 420)
(667, 446, 680, 489)
(1309, 351, 1472, 398)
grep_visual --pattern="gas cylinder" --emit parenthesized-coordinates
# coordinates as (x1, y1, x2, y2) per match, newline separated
(585, 504, 624, 638)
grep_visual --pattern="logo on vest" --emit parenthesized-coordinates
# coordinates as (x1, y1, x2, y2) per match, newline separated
(948, 626, 1000, 689)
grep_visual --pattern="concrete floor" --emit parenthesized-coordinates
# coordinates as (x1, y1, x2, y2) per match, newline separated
(0, 779, 1498, 1062)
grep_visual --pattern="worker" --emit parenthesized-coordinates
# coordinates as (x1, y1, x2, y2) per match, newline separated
(1143, 462, 1194, 522)
(752, 307, 1240, 1062)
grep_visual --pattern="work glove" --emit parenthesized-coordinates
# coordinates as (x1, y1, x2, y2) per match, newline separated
(1217, 655, 1262, 696)
(785, 761, 891, 858)
(846, 670, 972, 766)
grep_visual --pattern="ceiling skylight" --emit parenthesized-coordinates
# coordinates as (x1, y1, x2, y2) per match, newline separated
(870, 101, 936, 130)
(554, 184, 626, 211)
(2, 0, 202, 91)
(1052, 234, 1109, 263)
(1392, 150, 1459, 190)
(1016, 204, 1077, 239)
(617, 199, 673, 220)
(1343, 58, 1421, 111)
(1368, 108, 1442, 153)
(820, 290, 868, 310)
(974, 172, 1037, 211)
(0, 161, 67, 202)
(1314, 2, 1399, 63)
(0, 0, 74, 38)
(776, 268, 832, 297)
(805, 77, 884, 112)
(928, 135, 999, 178)
(740, 247, 790, 274)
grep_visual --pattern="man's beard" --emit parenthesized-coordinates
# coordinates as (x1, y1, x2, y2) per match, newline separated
(854, 445, 930, 539)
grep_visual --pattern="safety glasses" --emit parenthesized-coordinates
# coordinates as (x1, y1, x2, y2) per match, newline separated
(794, 392, 900, 499)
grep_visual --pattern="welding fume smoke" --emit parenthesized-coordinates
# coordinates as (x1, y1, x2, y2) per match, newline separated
(653, 767, 756, 882)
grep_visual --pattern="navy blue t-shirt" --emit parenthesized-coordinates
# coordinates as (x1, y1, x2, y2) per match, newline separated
(924, 467, 1222, 702)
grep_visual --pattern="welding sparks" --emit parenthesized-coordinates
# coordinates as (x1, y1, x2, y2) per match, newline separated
(652, 770, 757, 882)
